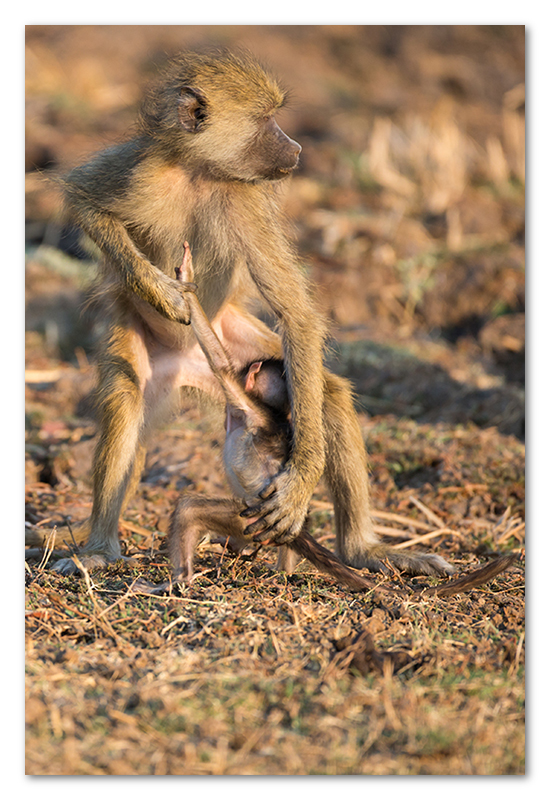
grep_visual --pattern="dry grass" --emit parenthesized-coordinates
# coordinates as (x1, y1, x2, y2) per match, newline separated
(25, 569, 524, 776)
(25, 548, 524, 775)
(25, 412, 525, 776)
(365, 87, 525, 221)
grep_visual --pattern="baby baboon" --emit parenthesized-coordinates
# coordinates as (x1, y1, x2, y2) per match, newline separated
(167, 243, 377, 591)
(52, 49, 453, 578)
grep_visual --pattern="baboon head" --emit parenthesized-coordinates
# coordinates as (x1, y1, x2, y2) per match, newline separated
(139, 50, 302, 182)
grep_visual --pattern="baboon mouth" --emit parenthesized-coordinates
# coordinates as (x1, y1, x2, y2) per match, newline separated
(276, 165, 297, 177)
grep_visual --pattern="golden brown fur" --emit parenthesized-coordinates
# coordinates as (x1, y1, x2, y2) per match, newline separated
(49, 50, 453, 579)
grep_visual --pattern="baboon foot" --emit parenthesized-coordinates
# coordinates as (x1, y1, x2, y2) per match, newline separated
(385, 550, 455, 577)
(51, 552, 137, 576)
(342, 546, 455, 577)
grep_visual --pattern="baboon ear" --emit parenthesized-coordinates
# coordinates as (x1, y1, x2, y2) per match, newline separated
(244, 362, 263, 394)
(177, 87, 207, 132)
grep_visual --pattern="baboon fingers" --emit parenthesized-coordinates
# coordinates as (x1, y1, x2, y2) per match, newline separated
(248, 517, 305, 544)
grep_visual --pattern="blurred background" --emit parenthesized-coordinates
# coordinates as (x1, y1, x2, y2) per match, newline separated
(24, 24, 525, 458)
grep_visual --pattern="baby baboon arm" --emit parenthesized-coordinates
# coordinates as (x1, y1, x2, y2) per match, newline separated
(176, 243, 268, 429)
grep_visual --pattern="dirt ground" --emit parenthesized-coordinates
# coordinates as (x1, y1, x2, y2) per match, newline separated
(25, 25, 525, 776)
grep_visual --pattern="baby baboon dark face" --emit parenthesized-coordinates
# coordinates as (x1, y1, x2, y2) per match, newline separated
(223, 360, 291, 504)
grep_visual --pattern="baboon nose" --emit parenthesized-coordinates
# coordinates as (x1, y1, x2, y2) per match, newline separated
(293, 141, 302, 157)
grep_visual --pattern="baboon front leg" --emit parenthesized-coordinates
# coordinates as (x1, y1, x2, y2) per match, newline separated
(322, 370, 454, 577)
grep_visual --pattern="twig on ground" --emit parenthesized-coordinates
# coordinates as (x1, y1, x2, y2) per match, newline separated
(408, 495, 446, 528)
(37, 526, 58, 570)
(393, 527, 464, 550)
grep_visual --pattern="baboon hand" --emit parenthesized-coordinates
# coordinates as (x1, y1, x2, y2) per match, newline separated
(162, 275, 196, 324)
(243, 464, 311, 544)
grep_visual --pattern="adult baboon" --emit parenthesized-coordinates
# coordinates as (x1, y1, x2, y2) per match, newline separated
(53, 50, 453, 578)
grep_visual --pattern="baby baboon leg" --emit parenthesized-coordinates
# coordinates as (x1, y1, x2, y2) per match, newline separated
(169, 499, 205, 583)
(169, 495, 246, 583)
(276, 545, 300, 573)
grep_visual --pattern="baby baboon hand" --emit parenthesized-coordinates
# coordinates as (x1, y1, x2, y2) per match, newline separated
(243, 465, 311, 544)
(167, 246, 198, 324)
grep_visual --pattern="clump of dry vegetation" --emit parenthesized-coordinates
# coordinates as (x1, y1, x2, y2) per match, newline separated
(25, 24, 524, 775)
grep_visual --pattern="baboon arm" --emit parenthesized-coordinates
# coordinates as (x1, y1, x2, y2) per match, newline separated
(237, 213, 327, 542)
(65, 199, 191, 324)
(243, 205, 326, 452)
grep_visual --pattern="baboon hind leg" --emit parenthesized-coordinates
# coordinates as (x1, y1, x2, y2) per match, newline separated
(322, 370, 454, 576)
(322, 371, 377, 567)
(52, 322, 149, 575)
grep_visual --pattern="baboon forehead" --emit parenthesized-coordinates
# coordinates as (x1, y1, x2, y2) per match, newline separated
(168, 50, 285, 112)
